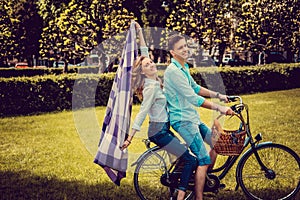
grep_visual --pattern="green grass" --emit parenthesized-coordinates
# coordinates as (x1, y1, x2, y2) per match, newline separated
(1, 89, 300, 199)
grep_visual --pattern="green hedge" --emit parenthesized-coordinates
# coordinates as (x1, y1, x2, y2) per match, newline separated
(0, 67, 79, 77)
(190, 63, 300, 95)
(0, 63, 300, 117)
(0, 66, 102, 78)
(0, 73, 114, 117)
(0, 65, 119, 78)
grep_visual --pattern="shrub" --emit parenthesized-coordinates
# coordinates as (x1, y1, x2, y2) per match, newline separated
(0, 73, 114, 117)
(190, 63, 300, 95)
(0, 63, 299, 117)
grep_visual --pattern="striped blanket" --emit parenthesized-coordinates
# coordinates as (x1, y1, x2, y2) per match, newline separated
(94, 22, 138, 186)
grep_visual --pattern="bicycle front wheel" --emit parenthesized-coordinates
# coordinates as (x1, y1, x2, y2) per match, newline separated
(236, 143, 300, 200)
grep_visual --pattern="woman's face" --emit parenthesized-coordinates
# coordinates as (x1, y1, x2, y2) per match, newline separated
(141, 57, 157, 78)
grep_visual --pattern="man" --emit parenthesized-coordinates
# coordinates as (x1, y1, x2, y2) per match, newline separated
(164, 34, 234, 200)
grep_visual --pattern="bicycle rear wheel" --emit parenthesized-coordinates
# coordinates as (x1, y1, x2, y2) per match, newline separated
(133, 147, 172, 200)
(133, 147, 194, 200)
(236, 143, 300, 200)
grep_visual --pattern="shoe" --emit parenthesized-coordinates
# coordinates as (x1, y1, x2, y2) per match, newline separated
(219, 183, 226, 189)
(171, 189, 178, 200)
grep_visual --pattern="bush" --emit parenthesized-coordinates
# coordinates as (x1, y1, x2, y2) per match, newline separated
(0, 66, 113, 78)
(0, 63, 299, 117)
(0, 72, 114, 117)
(190, 63, 300, 95)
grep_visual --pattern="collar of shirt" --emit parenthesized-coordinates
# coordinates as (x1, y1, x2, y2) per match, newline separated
(144, 78, 160, 86)
(171, 58, 191, 85)
(171, 58, 190, 70)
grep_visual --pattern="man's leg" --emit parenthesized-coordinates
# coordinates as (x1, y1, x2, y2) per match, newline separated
(177, 190, 186, 200)
(185, 134, 211, 200)
(209, 149, 217, 170)
(199, 123, 217, 170)
(173, 122, 211, 200)
(195, 165, 209, 200)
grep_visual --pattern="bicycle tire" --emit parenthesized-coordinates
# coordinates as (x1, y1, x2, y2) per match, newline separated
(133, 147, 194, 200)
(236, 143, 300, 200)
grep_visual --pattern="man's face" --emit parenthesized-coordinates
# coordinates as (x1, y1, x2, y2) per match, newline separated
(171, 38, 189, 61)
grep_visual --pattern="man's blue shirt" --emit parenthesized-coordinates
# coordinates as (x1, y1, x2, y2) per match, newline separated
(164, 58, 205, 125)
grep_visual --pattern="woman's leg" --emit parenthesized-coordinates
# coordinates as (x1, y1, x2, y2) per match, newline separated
(148, 122, 197, 198)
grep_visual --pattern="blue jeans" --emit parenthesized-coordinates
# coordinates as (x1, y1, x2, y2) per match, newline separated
(173, 121, 212, 166)
(148, 121, 197, 191)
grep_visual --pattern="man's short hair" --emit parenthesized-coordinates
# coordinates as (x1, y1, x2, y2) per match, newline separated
(168, 34, 185, 50)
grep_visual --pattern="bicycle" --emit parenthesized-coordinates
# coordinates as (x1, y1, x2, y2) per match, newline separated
(131, 96, 300, 200)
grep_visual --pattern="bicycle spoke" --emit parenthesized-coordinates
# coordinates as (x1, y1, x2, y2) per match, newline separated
(237, 144, 300, 200)
(134, 148, 171, 200)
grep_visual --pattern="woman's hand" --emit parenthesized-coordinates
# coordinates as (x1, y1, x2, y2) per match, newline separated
(135, 22, 141, 30)
(120, 139, 131, 151)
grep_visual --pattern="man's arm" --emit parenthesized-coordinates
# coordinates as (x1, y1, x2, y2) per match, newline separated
(165, 66, 205, 107)
(198, 87, 228, 102)
(188, 68, 228, 102)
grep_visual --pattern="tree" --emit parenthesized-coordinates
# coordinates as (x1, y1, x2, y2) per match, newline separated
(234, 0, 300, 63)
(0, 0, 17, 66)
(165, 0, 232, 66)
(38, 0, 134, 72)
(37, 0, 74, 69)
(0, 0, 42, 67)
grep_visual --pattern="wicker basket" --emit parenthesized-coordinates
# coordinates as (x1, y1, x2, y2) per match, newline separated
(211, 114, 246, 156)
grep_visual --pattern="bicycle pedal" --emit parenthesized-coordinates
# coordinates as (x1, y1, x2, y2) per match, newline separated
(219, 183, 226, 189)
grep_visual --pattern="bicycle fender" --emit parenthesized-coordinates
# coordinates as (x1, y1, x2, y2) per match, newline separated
(131, 146, 160, 167)
(238, 141, 273, 165)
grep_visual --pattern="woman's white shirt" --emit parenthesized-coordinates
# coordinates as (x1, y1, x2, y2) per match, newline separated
(132, 78, 168, 131)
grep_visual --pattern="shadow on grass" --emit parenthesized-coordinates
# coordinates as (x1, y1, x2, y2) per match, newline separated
(0, 170, 139, 200)
(1, 170, 299, 200)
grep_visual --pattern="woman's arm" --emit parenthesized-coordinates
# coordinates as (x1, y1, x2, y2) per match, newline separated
(120, 129, 137, 150)
(120, 85, 158, 150)
(135, 22, 146, 47)
(135, 22, 149, 58)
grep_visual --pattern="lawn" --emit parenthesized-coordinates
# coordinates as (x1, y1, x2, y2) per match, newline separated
(1, 89, 300, 200)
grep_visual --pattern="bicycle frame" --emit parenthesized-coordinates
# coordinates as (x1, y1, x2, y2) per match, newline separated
(132, 96, 272, 180)
(132, 96, 300, 199)
(209, 97, 275, 188)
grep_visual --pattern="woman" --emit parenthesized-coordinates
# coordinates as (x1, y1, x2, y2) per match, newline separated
(120, 22, 197, 200)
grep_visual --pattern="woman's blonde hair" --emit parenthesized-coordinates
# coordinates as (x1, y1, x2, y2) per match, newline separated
(131, 56, 146, 101)
(131, 55, 162, 101)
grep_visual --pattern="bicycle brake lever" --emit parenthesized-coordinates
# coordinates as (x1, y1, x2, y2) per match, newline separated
(227, 96, 238, 102)
(231, 105, 237, 113)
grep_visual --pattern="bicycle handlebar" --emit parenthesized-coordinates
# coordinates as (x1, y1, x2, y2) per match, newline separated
(227, 95, 243, 104)
(227, 96, 244, 114)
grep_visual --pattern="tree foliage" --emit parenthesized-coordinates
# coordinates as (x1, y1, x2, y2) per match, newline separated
(0, 1, 18, 61)
(235, 0, 300, 61)
(0, 0, 299, 68)
(0, 0, 42, 66)
(37, 0, 134, 71)
(165, 0, 232, 64)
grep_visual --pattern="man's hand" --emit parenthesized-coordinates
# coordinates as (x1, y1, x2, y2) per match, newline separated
(219, 94, 229, 103)
(219, 106, 235, 115)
